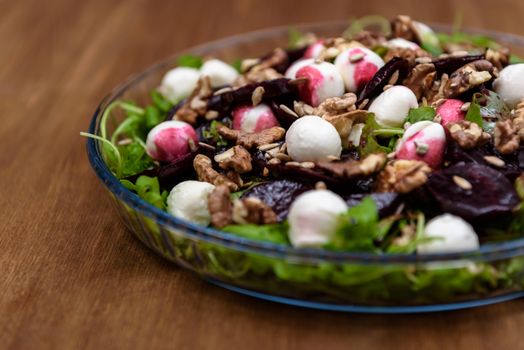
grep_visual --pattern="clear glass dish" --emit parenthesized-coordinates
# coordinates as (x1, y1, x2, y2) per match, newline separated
(85, 21, 524, 313)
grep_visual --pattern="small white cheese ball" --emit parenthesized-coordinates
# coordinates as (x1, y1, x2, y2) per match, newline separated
(158, 67, 200, 103)
(417, 214, 480, 254)
(334, 47, 385, 92)
(295, 61, 345, 106)
(146, 120, 198, 162)
(288, 189, 348, 248)
(285, 58, 315, 79)
(200, 59, 239, 88)
(387, 38, 420, 50)
(368, 86, 418, 127)
(493, 64, 524, 108)
(286, 115, 342, 162)
(167, 180, 216, 226)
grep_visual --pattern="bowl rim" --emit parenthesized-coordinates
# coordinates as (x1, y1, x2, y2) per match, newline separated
(86, 20, 524, 264)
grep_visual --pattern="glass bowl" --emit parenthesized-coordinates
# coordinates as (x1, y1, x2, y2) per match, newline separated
(86, 21, 524, 313)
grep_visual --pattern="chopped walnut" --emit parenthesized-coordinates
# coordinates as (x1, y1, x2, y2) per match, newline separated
(232, 197, 278, 225)
(316, 38, 364, 61)
(443, 60, 495, 98)
(513, 100, 524, 141)
(351, 30, 387, 48)
(174, 76, 214, 124)
(193, 154, 238, 191)
(316, 153, 387, 178)
(494, 119, 520, 154)
(403, 63, 437, 100)
(447, 121, 491, 150)
(235, 48, 286, 86)
(215, 124, 286, 149)
(384, 47, 431, 68)
(485, 47, 510, 70)
(214, 145, 253, 173)
(376, 160, 432, 193)
(311, 93, 368, 147)
(208, 185, 233, 228)
(391, 15, 419, 42)
(426, 73, 449, 104)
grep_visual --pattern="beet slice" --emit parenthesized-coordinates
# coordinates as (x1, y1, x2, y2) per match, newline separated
(207, 78, 298, 113)
(357, 57, 410, 105)
(241, 180, 313, 221)
(432, 54, 485, 75)
(426, 162, 520, 221)
(344, 192, 403, 218)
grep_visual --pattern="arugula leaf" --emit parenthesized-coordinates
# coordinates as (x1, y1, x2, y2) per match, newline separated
(176, 54, 203, 69)
(406, 106, 436, 124)
(510, 54, 524, 64)
(145, 105, 163, 129)
(150, 89, 173, 113)
(288, 27, 305, 48)
(119, 142, 154, 178)
(327, 197, 379, 251)
(231, 58, 242, 73)
(202, 120, 228, 147)
(222, 222, 290, 244)
(465, 100, 483, 127)
(473, 90, 510, 134)
(360, 114, 403, 156)
(133, 176, 167, 210)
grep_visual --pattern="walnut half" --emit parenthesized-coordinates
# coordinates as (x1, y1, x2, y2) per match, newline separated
(215, 124, 286, 149)
(494, 119, 520, 154)
(208, 185, 233, 228)
(376, 160, 432, 193)
(214, 145, 252, 173)
(316, 153, 387, 178)
(232, 197, 278, 225)
(447, 120, 491, 150)
(193, 154, 239, 191)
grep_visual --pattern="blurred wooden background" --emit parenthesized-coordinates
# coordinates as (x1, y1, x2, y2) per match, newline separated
(2, 0, 524, 349)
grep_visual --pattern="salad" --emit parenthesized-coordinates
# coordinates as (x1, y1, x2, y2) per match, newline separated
(83, 15, 524, 258)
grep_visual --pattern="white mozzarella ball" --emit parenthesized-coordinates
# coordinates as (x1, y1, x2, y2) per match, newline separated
(200, 59, 239, 87)
(334, 47, 385, 92)
(288, 190, 348, 248)
(167, 181, 215, 226)
(387, 38, 420, 50)
(285, 58, 315, 79)
(417, 214, 480, 254)
(231, 104, 280, 133)
(368, 86, 418, 127)
(295, 61, 345, 106)
(493, 64, 524, 108)
(146, 120, 198, 162)
(286, 115, 342, 162)
(158, 67, 200, 103)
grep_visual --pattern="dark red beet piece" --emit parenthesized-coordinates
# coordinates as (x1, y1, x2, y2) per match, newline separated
(432, 54, 485, 76)
(241, 180, 313, 221)
(357, 57, 410, 105)
(426, 162, 520, 221)
(207, 78, 298, 113)
(344, 192, 403, 218)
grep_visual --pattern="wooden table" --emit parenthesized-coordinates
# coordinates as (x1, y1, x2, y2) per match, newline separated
(3, 0, 524, 348)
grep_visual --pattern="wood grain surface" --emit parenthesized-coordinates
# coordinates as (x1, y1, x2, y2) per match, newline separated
(2, 0, 524, 349)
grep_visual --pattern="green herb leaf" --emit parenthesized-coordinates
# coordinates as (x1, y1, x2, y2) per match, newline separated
(231, 58, 242, 73)
(510, 54, 524, 64)
(327, 197, 379, 251)
(119, 142, 154, 178)
(288, 27, 305, 48)
(222, 222, 290, 244)
(406, 106, 436, 124)
(360, 114, 403, 156)
(145, 105, 163, 129)
(465, 101, 483, 128)
(176, 54, 203, 69)
(134, 176, 167, 210)
(150, 89, 173, 113)
(202, 120, 228, 147)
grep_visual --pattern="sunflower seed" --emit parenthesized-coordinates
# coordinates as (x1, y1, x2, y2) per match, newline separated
(483, 155, 505, 168)
(453, 175, 472, 190)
